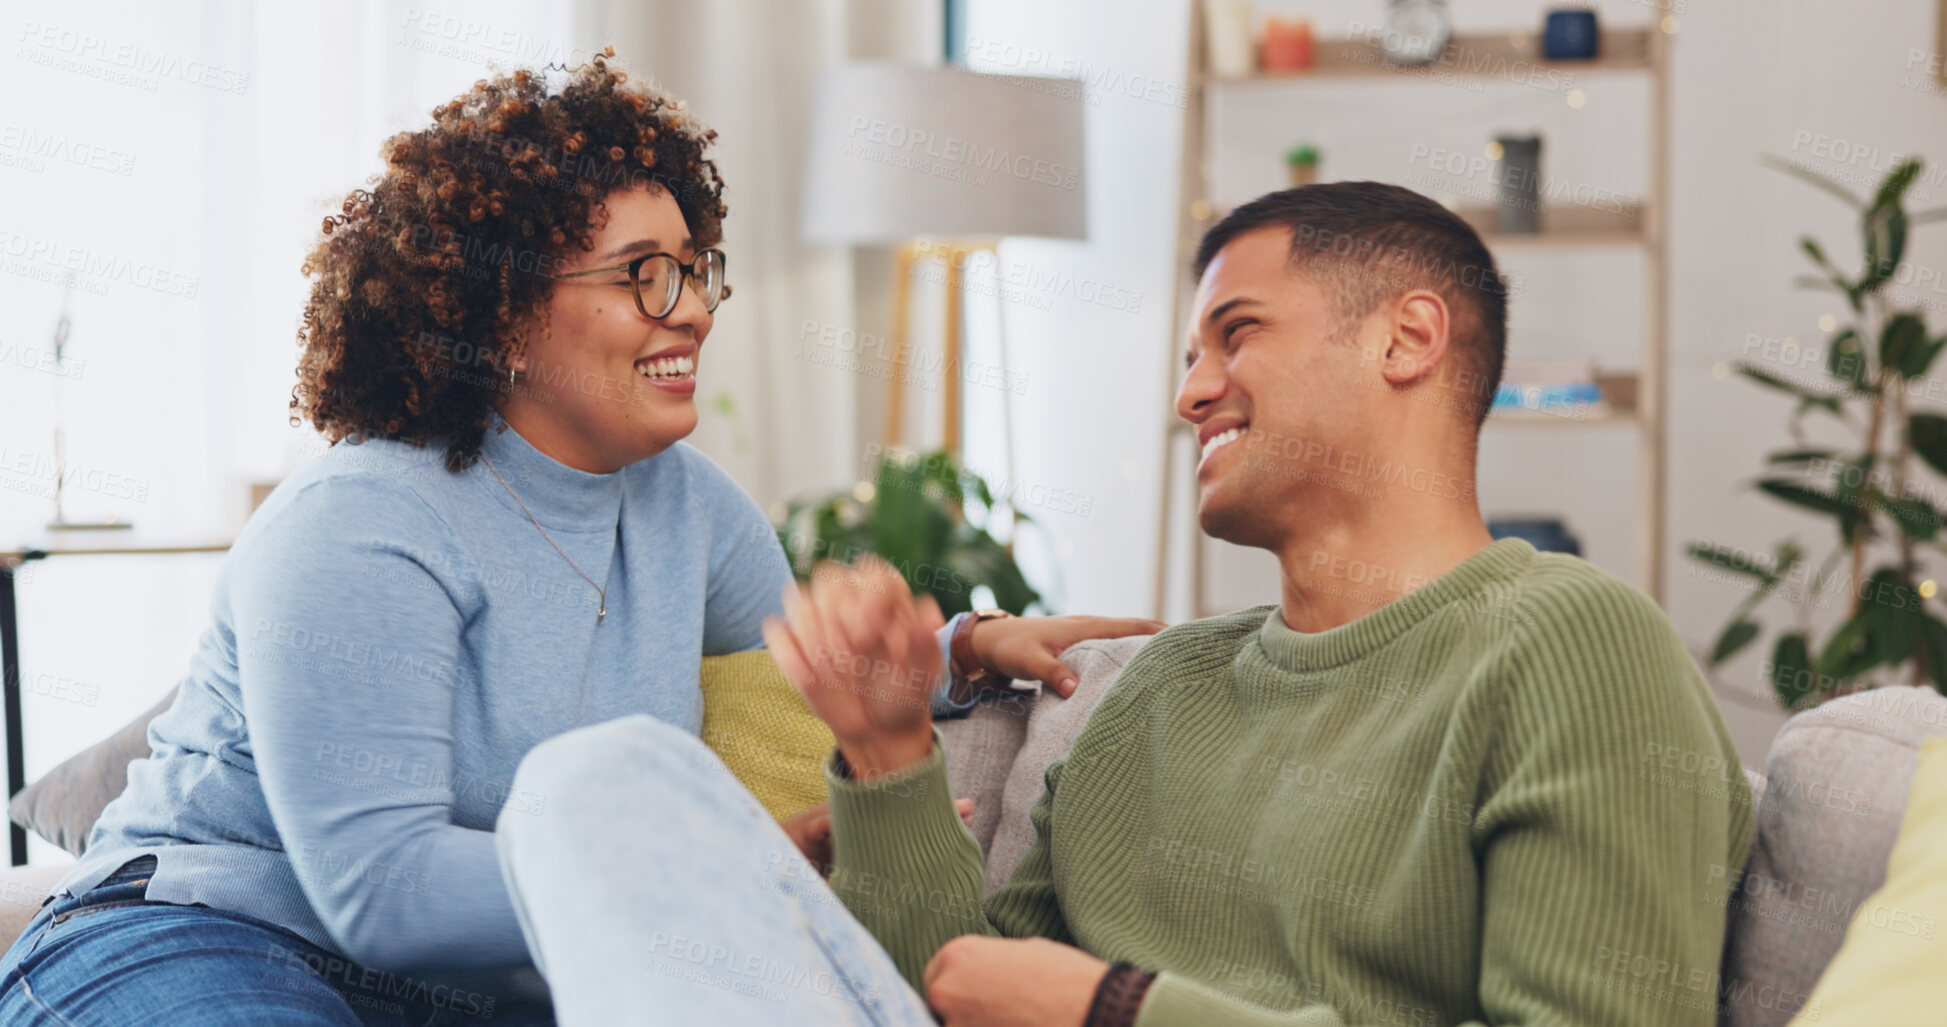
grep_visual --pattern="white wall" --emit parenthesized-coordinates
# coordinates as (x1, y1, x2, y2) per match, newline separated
(961, 0, 1192, 617)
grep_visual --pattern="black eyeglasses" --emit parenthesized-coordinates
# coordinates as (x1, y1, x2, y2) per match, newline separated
(551, 248, 727, 319)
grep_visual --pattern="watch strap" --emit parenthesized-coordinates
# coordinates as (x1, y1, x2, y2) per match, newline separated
(948, 609, 1012, 706)
(1084, 962, 1156, 1027)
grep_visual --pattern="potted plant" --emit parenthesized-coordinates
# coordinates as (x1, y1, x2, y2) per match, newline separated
(773, 446, 1042, 617)
(1691, 157, 1947, 709)
(1286, 143, 1321, 187)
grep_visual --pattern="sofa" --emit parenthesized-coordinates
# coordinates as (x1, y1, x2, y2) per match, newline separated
(7, 636, 1946, 1026)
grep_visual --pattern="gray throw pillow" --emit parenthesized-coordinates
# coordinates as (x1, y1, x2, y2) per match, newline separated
(9, 686, 178, 856)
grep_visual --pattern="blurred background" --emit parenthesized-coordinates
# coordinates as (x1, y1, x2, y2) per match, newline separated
(3, 0, 1945, 863)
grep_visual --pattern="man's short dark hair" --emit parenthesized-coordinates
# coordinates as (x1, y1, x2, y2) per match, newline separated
(1193, 181, 1509, 430)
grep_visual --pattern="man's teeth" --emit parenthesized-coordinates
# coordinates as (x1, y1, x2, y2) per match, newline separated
(1201, 427, 1244, 462)
(635, 354, 695, 380)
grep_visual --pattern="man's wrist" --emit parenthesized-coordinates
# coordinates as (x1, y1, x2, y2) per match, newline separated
(835, 731, 935, 784)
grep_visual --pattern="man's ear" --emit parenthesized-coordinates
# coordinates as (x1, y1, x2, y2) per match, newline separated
(1375, 289, 1452, 388)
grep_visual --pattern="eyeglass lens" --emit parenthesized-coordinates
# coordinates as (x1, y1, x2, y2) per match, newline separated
(637, 251, 725, 317)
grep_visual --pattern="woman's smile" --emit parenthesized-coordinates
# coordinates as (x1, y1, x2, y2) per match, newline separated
(635, 342, 698, 397)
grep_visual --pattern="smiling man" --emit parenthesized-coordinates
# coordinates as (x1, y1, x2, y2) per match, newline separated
(769, 181, 1754, 1026)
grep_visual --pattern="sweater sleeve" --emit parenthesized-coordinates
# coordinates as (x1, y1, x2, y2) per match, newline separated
(824, 727, 1074, 991)
(1461, 579, 1752, 1026)
(231, 475, 530, 970)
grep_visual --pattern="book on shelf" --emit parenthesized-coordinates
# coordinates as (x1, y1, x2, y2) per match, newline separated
(1493, 359, 1601, 415)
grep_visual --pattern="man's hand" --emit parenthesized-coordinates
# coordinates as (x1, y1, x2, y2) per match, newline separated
(969, 616, 1166, 697)
(923, 936, 1109, 1026)
(763, 556, 945, 782)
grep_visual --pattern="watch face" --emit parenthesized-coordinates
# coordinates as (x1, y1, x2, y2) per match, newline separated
(1383, 0, 1450, 65)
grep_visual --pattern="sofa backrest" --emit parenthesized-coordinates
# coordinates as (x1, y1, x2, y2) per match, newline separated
(937, 635, 1149, 892)
(1719, 685, 1947, 1027)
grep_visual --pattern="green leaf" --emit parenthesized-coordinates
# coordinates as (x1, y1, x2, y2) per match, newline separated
(1791, 274, 1849, 294)
(1922, 616, 1947, 695)
(1756, 479, 1857, 519)
(1685, 541, 1779, 582)
(1870, 159, 1924, 213)
(1912, 336, 1947, 383)
(1800, 236, 1833, 271)
(1882, 493, 1942, 541)
(1912, 413, 1947, 477)
(1711, 619, 1762, 664)
(1735, 364, 1844, 409)
(1770, 633, 1817, 708)
(1881, 313, 1930, 378)
(1861, 207, 1909, 295)
(1815, 610, 1880, 681)
(1869, 568, 1927, 669)
(1767, 448, 1836, 467)
(1826, 329, 1870, 390)
(1762, 154, 1865, 209)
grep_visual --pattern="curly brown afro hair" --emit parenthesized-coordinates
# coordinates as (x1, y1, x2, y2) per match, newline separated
(292, 48, 729, 472)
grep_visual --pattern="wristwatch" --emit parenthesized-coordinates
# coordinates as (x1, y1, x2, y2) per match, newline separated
(947, 608, 1015, 706)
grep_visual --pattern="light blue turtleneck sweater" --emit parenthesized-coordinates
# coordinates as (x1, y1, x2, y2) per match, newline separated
(54, 419, 960, 983)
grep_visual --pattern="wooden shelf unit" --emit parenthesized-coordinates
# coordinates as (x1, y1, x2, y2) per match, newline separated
(1202, 28, 1656, 83)
(1153, 10, 1673, 618)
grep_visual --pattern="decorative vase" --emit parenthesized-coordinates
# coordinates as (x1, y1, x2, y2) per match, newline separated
(1541, 8, 1601, 61)
(1261, 17, 1316, 71)
(1493, 134, 1543, 234)
(1205, 0, 1256, 77)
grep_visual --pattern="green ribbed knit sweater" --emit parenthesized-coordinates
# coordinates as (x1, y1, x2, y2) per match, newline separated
(826, 538, 1753, 1026)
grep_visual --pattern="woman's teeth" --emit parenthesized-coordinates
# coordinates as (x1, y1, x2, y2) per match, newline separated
(1201, 426, 1244, 462)
(636, 354, 695, 380)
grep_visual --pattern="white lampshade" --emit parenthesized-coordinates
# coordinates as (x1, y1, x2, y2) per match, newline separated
(800, 63, 1088, 245)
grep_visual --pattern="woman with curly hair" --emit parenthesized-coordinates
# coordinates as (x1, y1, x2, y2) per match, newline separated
(0, 52, 1155, 1025)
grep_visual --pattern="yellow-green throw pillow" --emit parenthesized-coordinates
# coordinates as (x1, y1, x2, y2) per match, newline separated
(1792, 736, 1947, 1024)
(699, 649, 835, 822)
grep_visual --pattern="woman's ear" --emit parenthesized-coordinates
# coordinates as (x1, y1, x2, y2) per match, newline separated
(1376, 289, 1452, 388)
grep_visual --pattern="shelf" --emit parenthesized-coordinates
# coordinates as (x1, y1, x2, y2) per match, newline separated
(1157, 374, 1640, 431)
(1200, 201, 1648, 249)
(1457, 204, 1649, 248)
(1203, 28, 1658, 85)
(1165, 0, 1672, 614)
(1486, 372, 1639, 427)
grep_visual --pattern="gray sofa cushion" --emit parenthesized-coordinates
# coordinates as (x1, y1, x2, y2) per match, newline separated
(937, 689, 1031, 854)
(1719, 685, 1947, 1027)
(937, 636, 1150, 893)
(9, 686, 177, 856)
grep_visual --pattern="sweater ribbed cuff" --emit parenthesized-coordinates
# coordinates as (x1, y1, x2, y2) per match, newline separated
(1134, 972, 1348, 1027)
(823, 727, 984, 900)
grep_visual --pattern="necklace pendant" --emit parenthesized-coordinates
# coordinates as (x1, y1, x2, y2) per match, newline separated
(598, 605, 607, 622)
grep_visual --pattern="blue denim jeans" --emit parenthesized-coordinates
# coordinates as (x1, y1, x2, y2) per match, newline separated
(0, 855, 549, 1026)
(494, 714, 936, 1026)
(0, 714, 934, 1026)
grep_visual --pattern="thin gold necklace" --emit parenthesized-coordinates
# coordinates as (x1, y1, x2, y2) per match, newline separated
(480, 452, 607, 622)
